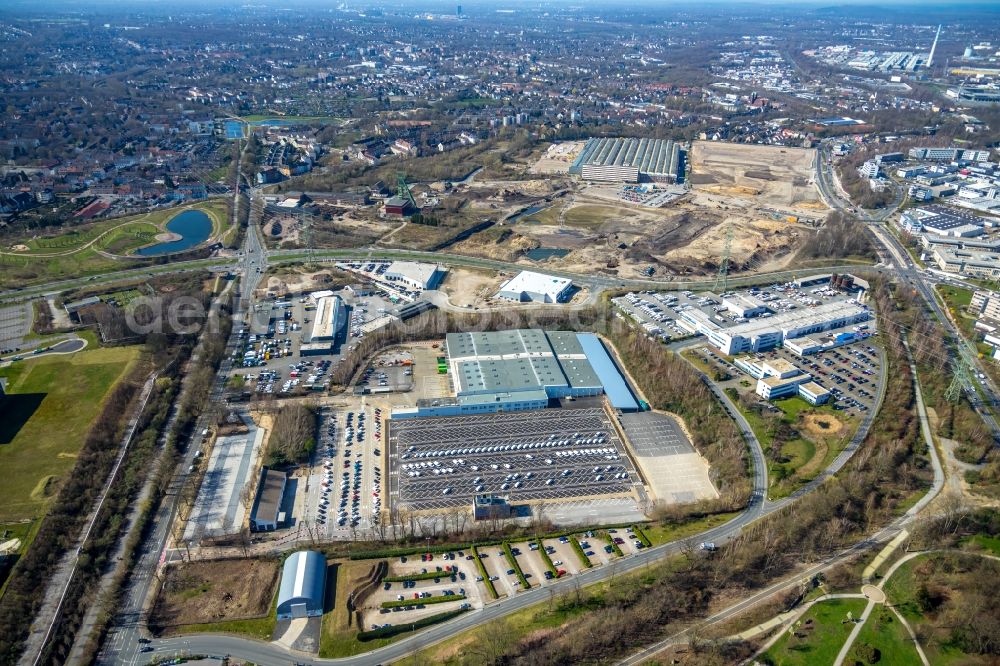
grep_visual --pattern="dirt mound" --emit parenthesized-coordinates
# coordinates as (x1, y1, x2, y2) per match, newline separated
(802, 413, 844, 436)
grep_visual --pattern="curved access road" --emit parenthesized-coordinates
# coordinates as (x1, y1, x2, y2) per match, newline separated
(0, 336, 87, 365)
(616, 337, 945, 666)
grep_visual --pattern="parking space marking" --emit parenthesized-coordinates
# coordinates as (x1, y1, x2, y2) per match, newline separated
(389, 408, 640, 512)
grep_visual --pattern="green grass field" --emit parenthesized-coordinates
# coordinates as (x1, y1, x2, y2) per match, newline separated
(936, 285, 978, 340)
(0, 200, 230, 289)
(761, 598, 868, 666)
(642, 512, 741, 546)
(880, 555, 974, 665)
(0, 346, 139, 522)
(851, 606, 922, 666)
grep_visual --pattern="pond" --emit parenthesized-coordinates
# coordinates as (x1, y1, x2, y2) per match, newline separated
(524, 247, 570, 261)
(508, 205, 548, 224)
(135, 209, 213, 256)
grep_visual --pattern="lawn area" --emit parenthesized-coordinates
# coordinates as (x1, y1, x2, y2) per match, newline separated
(760, 597, 868, 666)
(936, 285, 977, 339)
(0, 518, 41, 593)
(0, 200, 231, 289)
(0, 346, 140, 522)
(320, 560, 395, 658)
(522, 204, 627, 229)
(965, 533, 1000, 556)
(734, 394, 857, 499)
(642, 512, 741, 546)
(881, 553, 995, 666)
(850, 606, 921, 666)
(166, 614, 276, 641)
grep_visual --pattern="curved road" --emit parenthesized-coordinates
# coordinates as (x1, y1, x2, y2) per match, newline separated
(0, 337, 86, 365)
(77, 148, 955, 664)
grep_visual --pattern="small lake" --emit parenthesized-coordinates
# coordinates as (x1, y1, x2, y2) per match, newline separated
(508, 205, 548, 224)
(525, 247, 570, 261)
(136, 209, 213, 256)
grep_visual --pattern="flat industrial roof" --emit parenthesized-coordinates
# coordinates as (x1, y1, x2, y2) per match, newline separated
(253, 469, 286, 524)
(722, 301, 869, 338)
(386, 261, 442, 286)
(496, 271, 572, 300)
(446, 329, 613, 398)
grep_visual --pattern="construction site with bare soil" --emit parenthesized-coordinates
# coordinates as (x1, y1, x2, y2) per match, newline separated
(440, 141, 833, 279)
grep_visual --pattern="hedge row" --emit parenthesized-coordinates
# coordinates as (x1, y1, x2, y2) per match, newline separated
(384, 567, 458, 583)
(570, 536, 593, 568)
(503, 542, 530, 590)
(631, 524, 652, 548)
(606, 534, 624, 557)
(358, 608, 469, 641)
(381, 593, 465, 609)
(535, 538, 558, 574)
(472, 545, 498, 600)
(347, 522, 644, 561)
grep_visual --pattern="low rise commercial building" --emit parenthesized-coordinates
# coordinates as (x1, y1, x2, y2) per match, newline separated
(250, 468, 286, 532)
(496, 270, 573, 303)
(392, 329, 637, 418)
(681, 300, 871, 356)
(900, 205, 987, 237)
(276, 551, 326, 620)
(309, 295, 345, 342)
(384, 261, 446, 290)
(931, 247, 1000, 278)
(722, 294, 770, 318)
(735, 355, 831, 404)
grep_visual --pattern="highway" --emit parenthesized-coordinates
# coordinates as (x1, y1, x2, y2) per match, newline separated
(75, 144, 978, 664)
(98, 150, 269, 666)
(814, 141, 1000, 440)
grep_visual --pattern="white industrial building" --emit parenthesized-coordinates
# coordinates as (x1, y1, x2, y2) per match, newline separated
(496, 270, 573, 303)
(733, 356, 831, 404)
(723, 294, 770, 318)
(900, 205, 987, 238)
(681, 300, 871, 356)
(384, 261, 446, 290)
(276, 551, 326, 620)
(310, 295, 345, 341)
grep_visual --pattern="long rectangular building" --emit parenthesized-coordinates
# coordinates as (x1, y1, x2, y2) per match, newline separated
(310, 295, 345, 341)
(682, 300, 871, 355)
(569, 138, 684, 183)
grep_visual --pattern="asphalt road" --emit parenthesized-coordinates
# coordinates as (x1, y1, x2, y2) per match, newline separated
(815, 141, 1000, 441)
(0, 336, 86, 364)
(81, 144, 970, 664)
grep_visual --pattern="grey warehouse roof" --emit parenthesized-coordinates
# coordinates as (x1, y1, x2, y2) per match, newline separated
(446, 329, 605, 396)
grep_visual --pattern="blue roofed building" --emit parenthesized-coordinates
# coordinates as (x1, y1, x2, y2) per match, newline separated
(575, 333, 639, 412)
(276, 550, 326, 620)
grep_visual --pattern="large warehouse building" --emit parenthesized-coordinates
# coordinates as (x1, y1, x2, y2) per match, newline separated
(681, 300, 872, 355)
(496, 270, 573, 303)
(568, 137, 685, 183)
(276, 550, 326, 620)
(392, 329, 638, 418)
